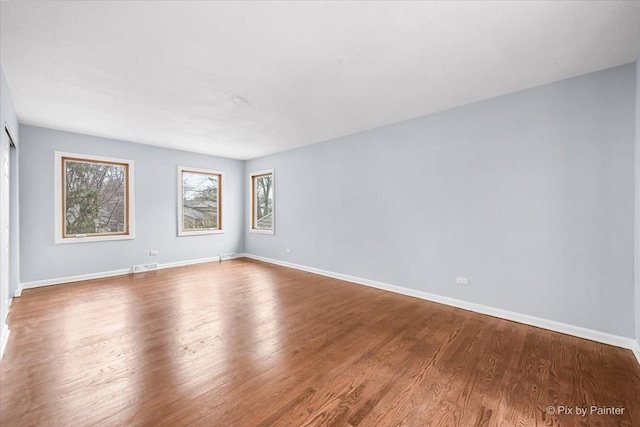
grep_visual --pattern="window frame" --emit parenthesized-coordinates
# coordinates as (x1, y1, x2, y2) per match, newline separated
(249, 169, 275, 235)
(54, 151, 135, 244)
(177, 166, 224, 236)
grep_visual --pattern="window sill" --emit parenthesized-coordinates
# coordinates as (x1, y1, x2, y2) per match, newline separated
(249, 229, 274, 235)
(178, 229, 225, 237)
(56, 234, 135, 244)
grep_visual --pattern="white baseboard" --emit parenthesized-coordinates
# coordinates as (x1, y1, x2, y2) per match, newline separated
(21, 267, 132, 290)
(18, 256, 227, 291)
(0, 323, 9, 361)
(241, 253, 638, 355)
(14, 287, 21, 297)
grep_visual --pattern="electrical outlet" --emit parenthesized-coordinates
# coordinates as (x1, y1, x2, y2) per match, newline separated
(149, 250, 159, 256)
(456, 277, 468, 286)
(286, 248, 292, 253)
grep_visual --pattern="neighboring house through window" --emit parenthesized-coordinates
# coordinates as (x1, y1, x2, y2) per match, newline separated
(178, 166, 223, 236)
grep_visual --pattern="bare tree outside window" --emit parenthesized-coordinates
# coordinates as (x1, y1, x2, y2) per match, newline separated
(63, 158, 128, 236)
(251, 170, 274, 233)
(181, 170, 221, 231)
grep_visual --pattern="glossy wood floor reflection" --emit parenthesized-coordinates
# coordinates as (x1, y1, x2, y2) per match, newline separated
(1, 259, 639, 426)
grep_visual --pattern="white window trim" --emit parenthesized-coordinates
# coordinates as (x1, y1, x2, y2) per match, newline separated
(177, 166, 225, 236)
(54, 151, 135, 244)
(249, 168, 275, 235)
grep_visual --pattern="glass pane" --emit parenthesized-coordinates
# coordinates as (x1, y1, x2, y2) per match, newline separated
(182, 171, 219, 230)
(255, 175, 273, 230)
(64, 160, 127, 235)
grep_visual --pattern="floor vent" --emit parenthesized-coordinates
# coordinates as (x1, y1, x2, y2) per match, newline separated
(132, 263, 159, 273)
(219, 253, 236, 261)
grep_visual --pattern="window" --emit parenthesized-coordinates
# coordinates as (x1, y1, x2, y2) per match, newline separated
(178, 166, 223, 236)
(55, 152, 134, 243)
(250, 169, 274, 234)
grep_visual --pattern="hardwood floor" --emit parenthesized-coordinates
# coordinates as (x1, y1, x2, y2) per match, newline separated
(1, 258, 639, 426)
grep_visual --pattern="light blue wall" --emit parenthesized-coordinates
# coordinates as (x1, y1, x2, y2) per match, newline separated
(246, 63, 636, 338)
(19, 125, 245, 283)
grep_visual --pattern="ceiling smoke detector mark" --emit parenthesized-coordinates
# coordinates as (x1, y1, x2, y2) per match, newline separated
(232, 96, 249, 105)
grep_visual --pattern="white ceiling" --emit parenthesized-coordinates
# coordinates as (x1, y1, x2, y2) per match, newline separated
(1, 1, 639, 160)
